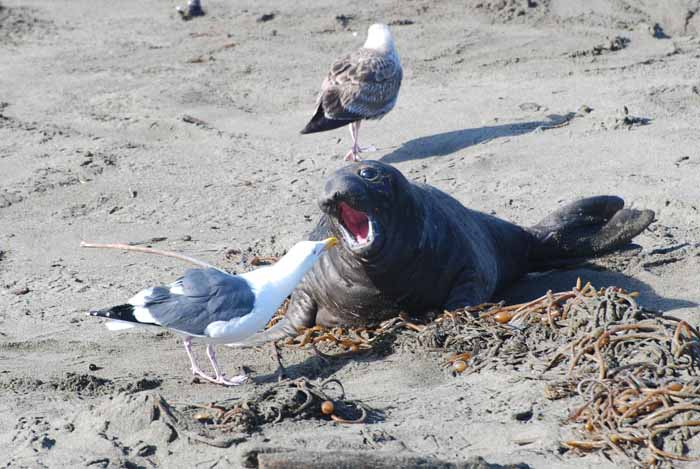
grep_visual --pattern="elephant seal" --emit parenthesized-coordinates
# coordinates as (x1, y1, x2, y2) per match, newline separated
(248, 161, 654, 342)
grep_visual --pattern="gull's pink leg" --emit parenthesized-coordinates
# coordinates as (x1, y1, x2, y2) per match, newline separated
(206, 345, 248, 386)
(356, 121, 378, 153)
(344, 121, 376, 162)
(344, 122, 360, 161)
(183, 336, 219, 383)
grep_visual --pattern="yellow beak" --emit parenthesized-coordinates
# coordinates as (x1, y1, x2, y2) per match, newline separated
(323, 237, 338, 250)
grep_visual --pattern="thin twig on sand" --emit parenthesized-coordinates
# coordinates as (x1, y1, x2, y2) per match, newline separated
(80, 241, 221, 271)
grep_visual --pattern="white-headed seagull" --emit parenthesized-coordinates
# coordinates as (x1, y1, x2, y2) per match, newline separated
(89, 237, 337, 386)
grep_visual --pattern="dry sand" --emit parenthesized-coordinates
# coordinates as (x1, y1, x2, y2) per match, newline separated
(1, 0, 700, 467)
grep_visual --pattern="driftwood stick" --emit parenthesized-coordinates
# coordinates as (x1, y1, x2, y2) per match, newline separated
(80, 241, 221, 270)
(256, 451, 471, 469)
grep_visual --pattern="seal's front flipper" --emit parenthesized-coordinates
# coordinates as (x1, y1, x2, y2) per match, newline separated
(527, 196, 655, 271)
(443, 271, 488, 311)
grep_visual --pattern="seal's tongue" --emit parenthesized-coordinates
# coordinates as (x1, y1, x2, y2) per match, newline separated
(339, 202, 369, 243)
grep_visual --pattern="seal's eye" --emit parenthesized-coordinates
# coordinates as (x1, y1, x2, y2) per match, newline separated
(358, 167, 379, 181)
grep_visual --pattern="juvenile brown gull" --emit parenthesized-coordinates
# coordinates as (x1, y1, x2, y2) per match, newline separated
(301, 23, 403, 162)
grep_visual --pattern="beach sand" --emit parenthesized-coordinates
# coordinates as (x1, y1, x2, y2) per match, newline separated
(1, 0, 699, 467)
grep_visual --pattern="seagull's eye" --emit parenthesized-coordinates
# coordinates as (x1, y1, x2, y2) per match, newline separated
(359, 167, 379, 181)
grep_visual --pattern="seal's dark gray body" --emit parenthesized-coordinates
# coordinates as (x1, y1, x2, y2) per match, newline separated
(299, 185, 531, 327)
(250, 161, 654, 342)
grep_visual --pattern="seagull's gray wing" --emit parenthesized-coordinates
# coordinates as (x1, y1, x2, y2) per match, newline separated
(319, 48, 402, 121)
(140, 268, 255, 336)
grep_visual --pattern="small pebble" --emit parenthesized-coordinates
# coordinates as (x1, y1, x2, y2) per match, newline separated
(257, 13, 275, 22)
(675, 156, 690, 167)
(513, 408, 533, 422)
(577, 104, 593, 116)
(518, 102, 542, 112)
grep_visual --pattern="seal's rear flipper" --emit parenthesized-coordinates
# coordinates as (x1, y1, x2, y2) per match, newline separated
(527, 196, 655, 271)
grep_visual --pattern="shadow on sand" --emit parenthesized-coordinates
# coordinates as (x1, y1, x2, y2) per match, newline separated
(253, 338, 397, 389)
(381, 113, 575, 164)
(500, 264, 697, 314)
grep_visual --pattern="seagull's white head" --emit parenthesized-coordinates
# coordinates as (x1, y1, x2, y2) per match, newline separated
(240, 237, 337, 316)
(363, 23, 395, 53)
(219, 237, 338, 345)
(276, 237, 338, 277)
(261, 237, 335, 290)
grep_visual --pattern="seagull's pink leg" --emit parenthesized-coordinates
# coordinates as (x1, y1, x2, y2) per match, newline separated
(206, 345, 248, 386)
(344, 122, 361, 161)
(183, 336, 218, 383)
(344, 121, 376, 162)
(355, 121, 377, 153)
(183, 337, 246, 386)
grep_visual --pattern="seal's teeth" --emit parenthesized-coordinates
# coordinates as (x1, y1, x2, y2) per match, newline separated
(338, 220, 374, 250)
(339, 202, 370, 242)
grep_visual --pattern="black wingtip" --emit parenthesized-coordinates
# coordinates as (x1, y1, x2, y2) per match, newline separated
(301, 102, 357, 134)
(301, 116, 355, 134)
(89, 304, 137, 322)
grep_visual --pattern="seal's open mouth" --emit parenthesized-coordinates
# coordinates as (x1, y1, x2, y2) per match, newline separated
(338, 202, 373, 248)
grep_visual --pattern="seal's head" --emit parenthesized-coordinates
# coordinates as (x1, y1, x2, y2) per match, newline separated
(319, 161, 414, 258)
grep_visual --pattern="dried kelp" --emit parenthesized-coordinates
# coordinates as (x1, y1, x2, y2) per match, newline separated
(182, 378, 368, 447)
(280, 281, 700, 466)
